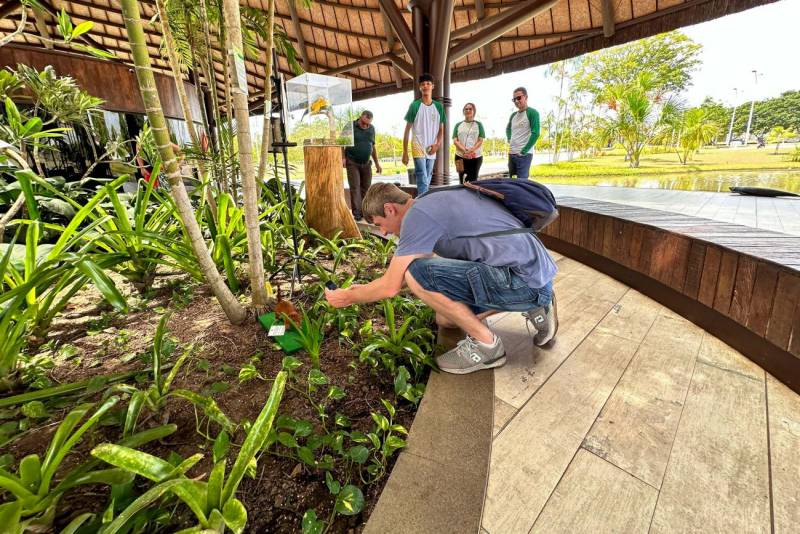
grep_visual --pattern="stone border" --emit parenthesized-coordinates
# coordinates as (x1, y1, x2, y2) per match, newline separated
(364, 334, 494, 534)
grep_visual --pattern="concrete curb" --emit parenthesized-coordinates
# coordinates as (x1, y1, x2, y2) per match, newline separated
(364, 340, 494, 534)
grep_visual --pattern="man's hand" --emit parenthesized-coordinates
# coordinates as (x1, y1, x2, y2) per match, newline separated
(325, 288, 351, 308)
(429, 142, 439, 154)
(375, 163, 382, 174)
(402, 152, 409, 166)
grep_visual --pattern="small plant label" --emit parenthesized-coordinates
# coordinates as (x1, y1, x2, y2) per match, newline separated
(268, 324, 286, 337)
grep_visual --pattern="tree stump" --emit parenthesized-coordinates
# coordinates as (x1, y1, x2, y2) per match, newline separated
(303, 145, 361, 239)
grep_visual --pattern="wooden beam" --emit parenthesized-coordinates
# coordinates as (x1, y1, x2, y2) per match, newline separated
(452, 28, 593, 44)
(31, 5, 53, 49)
(448, 0, 562, 63)
(378, 0, 421, 65)
(287, 0, 309, 71)
(379, 4, 404, 88)
(321, 53, 391, 76)
(602, 0, 616, 37)
(386, 52, 414, 79)
(451, 4, 516, 40)
(475, 0, 493, 69)
(0, 0, 21, 20)
(430, 0, 455, 83)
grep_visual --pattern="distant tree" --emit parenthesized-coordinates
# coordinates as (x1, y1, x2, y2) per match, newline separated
(672, 108, 720, 164)
(766, 126, 797, 154)
(597, 72, 682, 168)
(732, 91, 800, 134)
(698, 97, 730, 142)
(573, 31, 702, 99)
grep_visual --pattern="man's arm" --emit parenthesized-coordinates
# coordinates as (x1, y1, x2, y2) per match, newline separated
(371, 145, 381, 173)
(522, 108, 540, 154)
(325, 253, 423, 307)
(402, 122, 412, 165)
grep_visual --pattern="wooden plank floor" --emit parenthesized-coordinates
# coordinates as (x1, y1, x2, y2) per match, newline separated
(482, 254, 800, 534)
(546, 185, 800, 236)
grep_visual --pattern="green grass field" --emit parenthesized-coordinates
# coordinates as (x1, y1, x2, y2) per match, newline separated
(529, 145, 800, 178)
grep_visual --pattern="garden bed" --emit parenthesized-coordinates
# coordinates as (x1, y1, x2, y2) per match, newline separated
(1, 248, 436, 533)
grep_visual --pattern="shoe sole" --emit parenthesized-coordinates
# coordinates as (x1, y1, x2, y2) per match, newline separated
(438, 355, 507, 375)
(534, 295, 559, 347)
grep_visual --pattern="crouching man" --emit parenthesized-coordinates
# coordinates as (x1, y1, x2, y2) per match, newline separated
(324, 183, 558, 374)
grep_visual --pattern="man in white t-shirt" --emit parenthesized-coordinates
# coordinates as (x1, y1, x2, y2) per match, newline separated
(402, 73, 445, 195)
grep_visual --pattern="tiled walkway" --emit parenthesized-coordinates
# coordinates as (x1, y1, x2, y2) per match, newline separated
(481, 252, 800, 534)
(546, 185, 800, 236)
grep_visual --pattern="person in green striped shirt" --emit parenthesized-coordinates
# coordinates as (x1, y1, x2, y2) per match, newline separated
(505, 87, 540, 180)
(452, 102, 485, 183)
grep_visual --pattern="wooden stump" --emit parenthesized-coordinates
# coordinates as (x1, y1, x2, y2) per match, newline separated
(303, 145, 361, 239)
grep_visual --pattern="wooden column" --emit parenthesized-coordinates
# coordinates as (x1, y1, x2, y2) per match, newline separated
(303, 146, 361, 239)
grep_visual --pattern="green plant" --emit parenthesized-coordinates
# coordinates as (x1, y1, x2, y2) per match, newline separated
(93, 371, 288, 534)
(115, 313, 195, 435)
(288, 309, 327, 369)
(359, 298, 435, 379)
(0, 97, 68, 156)
(792, 146, 800, 162)
(0, 396, 129, 529)
(207, 192, 248, 293)
(352, 399, 407, 484)
(309, 229, 365, 274)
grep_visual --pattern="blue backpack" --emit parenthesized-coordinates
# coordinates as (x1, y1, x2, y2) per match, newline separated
(421, 179, 559, 237)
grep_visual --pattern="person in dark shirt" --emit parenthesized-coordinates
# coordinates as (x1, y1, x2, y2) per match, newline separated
(344, 110, 381, 220)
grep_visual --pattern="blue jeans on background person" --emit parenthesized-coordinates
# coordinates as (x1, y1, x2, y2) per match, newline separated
(407, 257, 552, 315)
(414, 157, 435, 195)
(508, 152, 533, 180)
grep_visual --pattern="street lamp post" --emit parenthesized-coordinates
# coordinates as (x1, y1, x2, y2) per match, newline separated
(726, 87, 739, 146)
(744, 70, 759, 146)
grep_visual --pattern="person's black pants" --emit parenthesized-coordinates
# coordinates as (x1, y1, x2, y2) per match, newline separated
(455, 155, 483, 183)
(345, 158, 372, 219)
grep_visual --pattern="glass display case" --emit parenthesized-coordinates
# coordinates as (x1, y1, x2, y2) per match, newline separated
(285, 73, 354, 147)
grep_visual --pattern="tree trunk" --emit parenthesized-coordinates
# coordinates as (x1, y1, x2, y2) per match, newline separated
(155, 0, 217, 223)
(257, 0, 276, 183)
(120, 0, 247, 325)
(220, 0, 269, 309)
(219, 21, 238, 200)
(304, 146, 361, 239)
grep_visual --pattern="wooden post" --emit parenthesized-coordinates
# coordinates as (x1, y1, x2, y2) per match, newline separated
(303, 146, 361, 239)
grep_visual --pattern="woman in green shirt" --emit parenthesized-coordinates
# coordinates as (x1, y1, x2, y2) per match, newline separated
(452, 103, 485, 183)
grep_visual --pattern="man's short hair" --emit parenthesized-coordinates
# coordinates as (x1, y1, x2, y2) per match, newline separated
(513, 87, 528, 97)
(361, 110, 373, 119)
(362, 183, 412, 223)
(419, 73, 434, 84)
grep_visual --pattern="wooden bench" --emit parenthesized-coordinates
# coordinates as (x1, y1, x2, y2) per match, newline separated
(540, 197, 800, 394)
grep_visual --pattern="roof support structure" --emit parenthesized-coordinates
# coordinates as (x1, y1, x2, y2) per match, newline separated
(31, 5, 53, 49)
(448, 0, 562, 63)
(385, 52, 413, 79)
(602, 0, 616, 37)
(379, 4, 404, 88)
(0, 0, 21, 20)
(474, 0, 493, 69)
(377, 0, 422, 66)
(287, 0, 309, 71)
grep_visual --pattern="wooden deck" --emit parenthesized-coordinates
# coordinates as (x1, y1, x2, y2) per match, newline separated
(547, 185, 800, 236)
(481, 253, 800, 534)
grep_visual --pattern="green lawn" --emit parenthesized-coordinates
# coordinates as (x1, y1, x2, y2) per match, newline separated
(529, 145, 800, 178)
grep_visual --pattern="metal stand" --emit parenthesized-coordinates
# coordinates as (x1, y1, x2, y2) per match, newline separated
(265, 50, 328, 294)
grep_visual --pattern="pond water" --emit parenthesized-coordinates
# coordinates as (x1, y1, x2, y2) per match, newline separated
(536, 171, 800, 193)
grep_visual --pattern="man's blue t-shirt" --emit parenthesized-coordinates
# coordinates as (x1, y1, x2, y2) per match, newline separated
(395, 188, 557, 289)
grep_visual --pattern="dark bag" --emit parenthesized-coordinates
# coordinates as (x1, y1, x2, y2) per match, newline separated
(420, 178, 559, 237)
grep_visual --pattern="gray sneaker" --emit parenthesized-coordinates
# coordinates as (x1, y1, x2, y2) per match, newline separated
(436, 335, 506, 375)
(523, 294, 558, 346)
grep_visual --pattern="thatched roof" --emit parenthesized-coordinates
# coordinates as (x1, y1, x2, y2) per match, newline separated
(0, 0, 777, 108)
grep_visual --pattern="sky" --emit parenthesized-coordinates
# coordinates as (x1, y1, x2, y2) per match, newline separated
(355, 0, 800, 139)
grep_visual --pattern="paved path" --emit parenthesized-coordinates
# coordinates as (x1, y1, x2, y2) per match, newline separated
(547, 184, 800, 236)
(481, 252, 800, 534)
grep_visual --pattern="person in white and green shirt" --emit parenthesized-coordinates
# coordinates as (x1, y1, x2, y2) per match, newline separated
(505, 86, 540, 180)
(402, 73, 445, 195)
(452, 102, 485, 183)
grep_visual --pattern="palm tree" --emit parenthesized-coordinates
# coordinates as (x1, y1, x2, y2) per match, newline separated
(220, 0, 268, 310)
(597, 73, 681, 168)
(120, 0, 247, 324)
(673, 108, 720, 164)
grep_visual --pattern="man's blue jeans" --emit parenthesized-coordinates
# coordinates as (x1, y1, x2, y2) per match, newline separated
(508, 153, 533, 180)
(414, 157, 435, 195)
(407, 257, 553, 315)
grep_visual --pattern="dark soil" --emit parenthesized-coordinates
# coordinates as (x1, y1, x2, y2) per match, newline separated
(3, 258, 428, 533)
